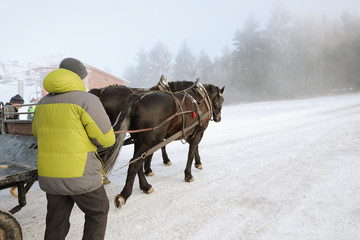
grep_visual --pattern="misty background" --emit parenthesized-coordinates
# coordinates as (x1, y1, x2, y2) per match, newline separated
(125, 4, 360, 102)
(1, 0, 360, 103)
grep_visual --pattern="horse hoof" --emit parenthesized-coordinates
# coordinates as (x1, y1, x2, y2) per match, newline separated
(10, 187, 18, 198)
(145, 171, 154, 177)
(195, 164, 203, 170)
(164, 161, 172, 166)
(114, 194, 125, 209)
(144, 187, 154, 194)
(185, 177, 194, 182)
(103, 178, 111, 185)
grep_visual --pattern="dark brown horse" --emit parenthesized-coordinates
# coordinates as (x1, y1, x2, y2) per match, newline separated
(90, 77, 197, 174)
(88, 85, 145, 125)
(89, 76, 194, 128)
(103, 80, 225, 208)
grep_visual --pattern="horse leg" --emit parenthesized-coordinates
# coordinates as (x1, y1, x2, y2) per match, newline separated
(184, 143, 196, 182)
(184, 133, 203, 182)
(161, 146, 172, 166)
(115, 158, 140, 208)
(144, 154, 154, 176)
(138, 157, 154, 193)
(115, 149, 147, 208)
(194, 145, 203, 170)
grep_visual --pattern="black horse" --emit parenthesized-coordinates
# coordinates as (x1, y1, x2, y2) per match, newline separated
(103, 80, 225, 208)
(90, 76, 198, 175)
(88, 85, 145, 125)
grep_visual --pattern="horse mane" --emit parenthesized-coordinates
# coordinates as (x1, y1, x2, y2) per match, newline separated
(88, 88, 102, 97)
(89, 84, 134, 97)
(203, 84, 217, 98)
(150, 80, 195, 92)
(168, 81, 194, 92)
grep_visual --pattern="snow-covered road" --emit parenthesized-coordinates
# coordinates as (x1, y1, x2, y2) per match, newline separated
(1, 93, 360, 240)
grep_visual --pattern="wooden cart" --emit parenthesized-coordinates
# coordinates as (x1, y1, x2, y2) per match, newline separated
(0, 102, 37, 240)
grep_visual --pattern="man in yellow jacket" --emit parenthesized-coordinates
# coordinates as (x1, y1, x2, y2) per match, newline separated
(32, 58, 115, 240)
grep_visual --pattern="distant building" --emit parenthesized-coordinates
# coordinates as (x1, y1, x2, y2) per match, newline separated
(85, 65, 129, 90)
(32, 63, 129, 97)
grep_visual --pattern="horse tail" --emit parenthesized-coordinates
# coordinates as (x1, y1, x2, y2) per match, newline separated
(101, 94, 139, 174)
(101, 123, 129, 174)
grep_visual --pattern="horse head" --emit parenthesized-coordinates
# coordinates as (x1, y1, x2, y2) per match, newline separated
(205, 85, 225, 122)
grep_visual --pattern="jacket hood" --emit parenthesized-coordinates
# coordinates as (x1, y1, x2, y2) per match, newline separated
(43, 68, 86, 94)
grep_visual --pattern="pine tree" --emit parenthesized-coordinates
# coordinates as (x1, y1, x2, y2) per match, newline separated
(148, 42, 173, 84)
(173, 42, 197, 81)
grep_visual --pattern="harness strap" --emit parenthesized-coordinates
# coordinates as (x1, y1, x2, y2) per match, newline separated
(109, 110, 211, 175)
(195, 82, 212, 120)
(141, 112, 208, 158)
(172, 93, 187, 140)
(128, 87, 135, 94)
(113, 109, 194, 134)
(186, 92, 203, 126)
(112, 111, 122, 127)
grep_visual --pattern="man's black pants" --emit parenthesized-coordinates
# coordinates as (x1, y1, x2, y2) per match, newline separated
(44, 185, 109, 240)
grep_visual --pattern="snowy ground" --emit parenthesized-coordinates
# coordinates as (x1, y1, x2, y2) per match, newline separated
(1, 93, 360, 240)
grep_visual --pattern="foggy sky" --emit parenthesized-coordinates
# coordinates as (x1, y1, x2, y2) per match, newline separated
(1, 0, 359, 78)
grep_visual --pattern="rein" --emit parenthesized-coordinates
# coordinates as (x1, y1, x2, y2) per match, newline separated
(113, 109, 194, 134)
(108, 110, 212, 175)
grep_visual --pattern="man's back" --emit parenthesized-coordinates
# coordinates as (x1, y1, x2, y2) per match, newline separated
(32, 68, 115, 195)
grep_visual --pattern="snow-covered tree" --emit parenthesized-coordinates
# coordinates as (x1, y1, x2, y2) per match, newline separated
(148, 42, 173, 85)
(173, 42, 197, 81)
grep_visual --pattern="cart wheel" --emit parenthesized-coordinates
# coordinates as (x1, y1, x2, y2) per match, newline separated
(0, 209, 22, 240)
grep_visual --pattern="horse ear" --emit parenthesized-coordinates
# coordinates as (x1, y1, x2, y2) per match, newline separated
(220, 86, 225, 95)
(160, 75, 165, 81)
(195, 77, 200, 84)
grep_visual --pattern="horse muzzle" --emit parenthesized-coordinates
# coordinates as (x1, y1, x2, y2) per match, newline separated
(213, 114, 221, 122)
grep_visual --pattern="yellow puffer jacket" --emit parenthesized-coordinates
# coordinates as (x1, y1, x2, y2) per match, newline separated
(32, 68, 115, 195)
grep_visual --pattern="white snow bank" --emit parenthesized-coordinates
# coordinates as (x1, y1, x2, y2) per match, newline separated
(1, 93, 360, 240)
